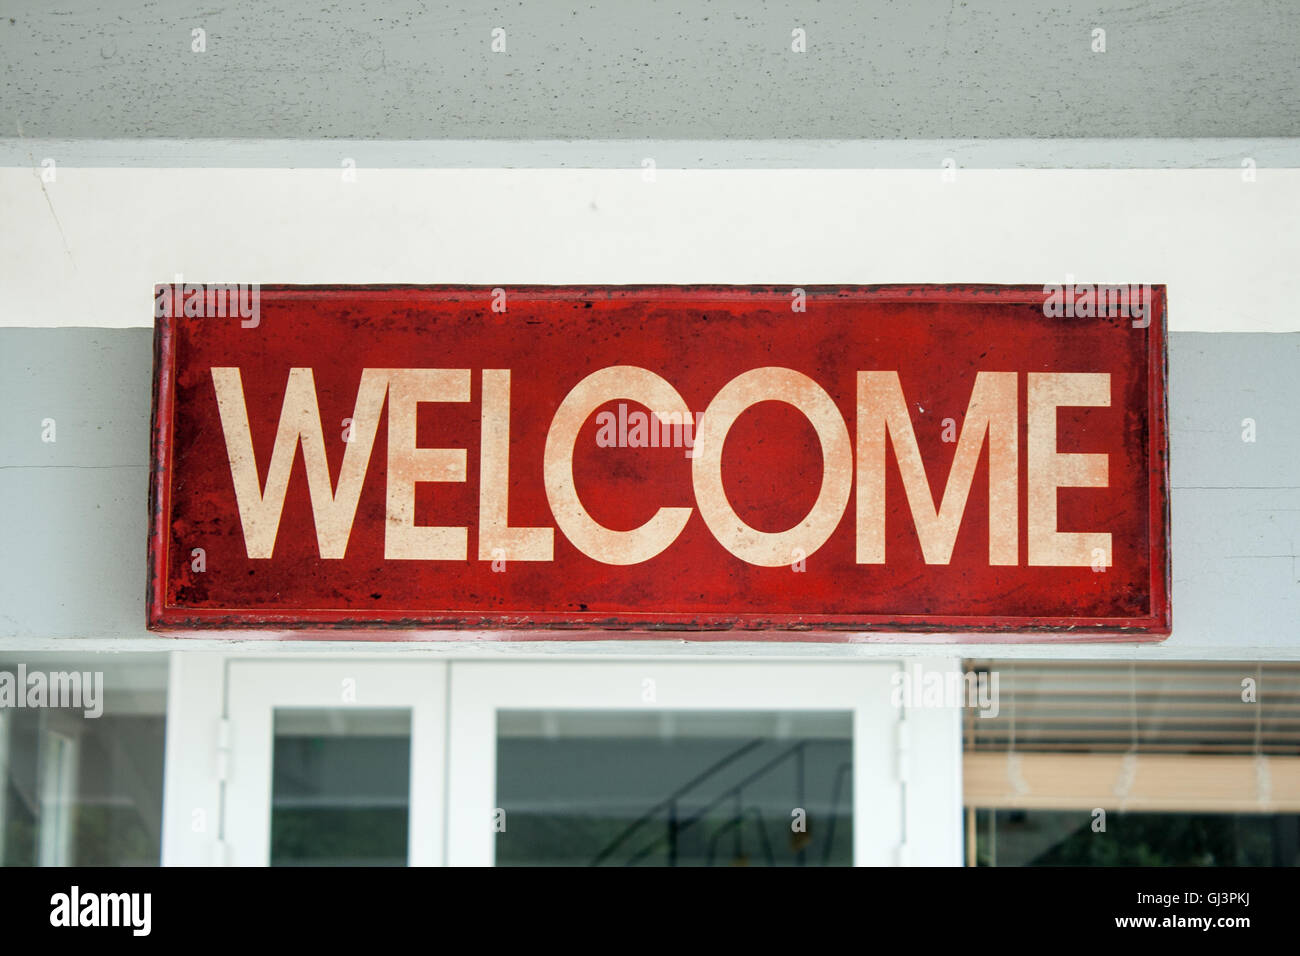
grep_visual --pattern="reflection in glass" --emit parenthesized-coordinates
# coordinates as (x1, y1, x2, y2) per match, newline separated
(0, 655, 167, 867)
(963, 661, 1300, 867)
(973, 809, 1300, 866)
(496, 710, 853, 866)
(271, 709, 411, 866)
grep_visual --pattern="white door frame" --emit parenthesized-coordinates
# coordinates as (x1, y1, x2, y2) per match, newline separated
(446, 658, 963, 866)
(162, 653, 962, 867)
(222, 659, 447, 866)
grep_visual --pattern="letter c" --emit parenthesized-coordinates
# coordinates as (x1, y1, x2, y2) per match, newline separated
(544, 367, 692, 564)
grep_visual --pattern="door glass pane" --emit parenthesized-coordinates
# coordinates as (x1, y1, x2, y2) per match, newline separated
(271, 709, 411, 866)
(496, 710, 853, 866)
(0, 654, 168, 866)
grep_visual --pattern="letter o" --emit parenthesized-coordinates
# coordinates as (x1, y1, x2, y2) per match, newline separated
(692, 368, 851, 566)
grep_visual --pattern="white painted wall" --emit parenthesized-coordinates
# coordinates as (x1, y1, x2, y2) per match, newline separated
(3, 168, 1299, 332)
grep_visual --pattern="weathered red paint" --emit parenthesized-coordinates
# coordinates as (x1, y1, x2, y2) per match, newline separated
(148, 284, 1170, 639)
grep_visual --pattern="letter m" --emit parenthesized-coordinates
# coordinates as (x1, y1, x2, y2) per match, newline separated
(101, 894, 129, 927)
(857, 371, 1017, 565)
(51, 671, 80, 708)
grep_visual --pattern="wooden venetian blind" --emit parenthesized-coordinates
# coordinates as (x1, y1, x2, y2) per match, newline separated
(962, 662, 1300, 812)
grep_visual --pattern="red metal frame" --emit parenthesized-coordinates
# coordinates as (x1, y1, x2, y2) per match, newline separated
(148, 284, 1171, 641)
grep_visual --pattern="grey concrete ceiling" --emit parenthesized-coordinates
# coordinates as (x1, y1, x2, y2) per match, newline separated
(2, 1, 1298, 141)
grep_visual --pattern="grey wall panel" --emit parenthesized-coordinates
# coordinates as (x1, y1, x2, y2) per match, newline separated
(0, 327, 1296, 656)
(0, 466, 148, 639)
(0, 328, 152, 468)
(1173, 488, 1300, 640)
(2, 1, 1298, 142)
(1169, 333, 1300, 490)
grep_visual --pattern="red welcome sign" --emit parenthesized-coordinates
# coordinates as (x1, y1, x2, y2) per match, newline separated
(148, 285, 1170, 639)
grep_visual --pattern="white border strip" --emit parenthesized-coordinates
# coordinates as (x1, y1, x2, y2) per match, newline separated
(3, 138, 1300, 169)
(2, 637, 1296, 662)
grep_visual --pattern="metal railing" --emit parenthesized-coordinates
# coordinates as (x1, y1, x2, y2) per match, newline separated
(590, 738, 851, 866)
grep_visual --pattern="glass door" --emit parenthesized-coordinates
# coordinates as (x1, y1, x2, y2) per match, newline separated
(223, 661, 446, 866)
(446, 661, 921, 866)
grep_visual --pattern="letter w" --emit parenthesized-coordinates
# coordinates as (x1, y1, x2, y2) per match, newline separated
(212, 368, 387, 558)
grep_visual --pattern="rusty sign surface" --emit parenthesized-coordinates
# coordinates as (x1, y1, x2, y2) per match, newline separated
(148, 284, 1170, 639)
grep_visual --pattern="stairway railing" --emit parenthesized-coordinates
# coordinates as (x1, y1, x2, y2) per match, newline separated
(590, 737, 851, 866)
